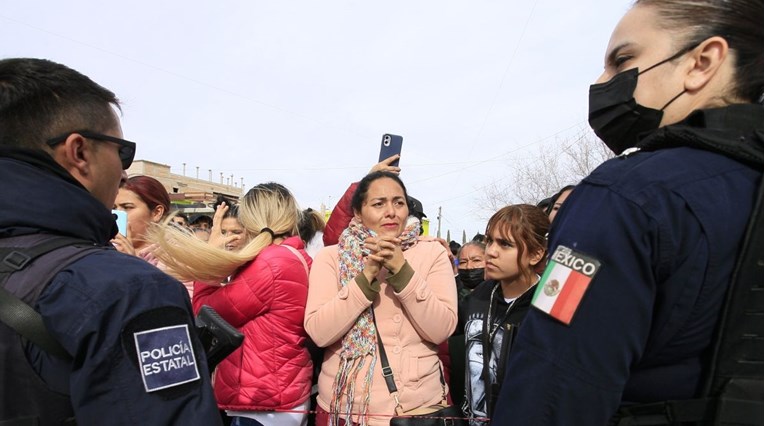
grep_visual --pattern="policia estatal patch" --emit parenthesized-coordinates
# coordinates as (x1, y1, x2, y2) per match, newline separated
(134, 324, 200, 392)
(122, 307, 203, 398)
(532, 245, 601, 325)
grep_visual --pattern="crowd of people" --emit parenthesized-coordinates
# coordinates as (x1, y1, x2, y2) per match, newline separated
(0, 0, 762, 425)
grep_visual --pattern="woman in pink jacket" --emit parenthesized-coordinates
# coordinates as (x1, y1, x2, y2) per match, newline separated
(305, 171, 458, 426)
(150, 182, 313, 426)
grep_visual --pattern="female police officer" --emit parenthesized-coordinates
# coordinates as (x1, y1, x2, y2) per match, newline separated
(492, 0, 762, 424)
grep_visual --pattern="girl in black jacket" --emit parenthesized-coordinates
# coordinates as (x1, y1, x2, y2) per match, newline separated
(458, 204, 549, 425)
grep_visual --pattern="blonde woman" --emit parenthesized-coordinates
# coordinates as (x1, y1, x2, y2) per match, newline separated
(150, 182, 313, 426)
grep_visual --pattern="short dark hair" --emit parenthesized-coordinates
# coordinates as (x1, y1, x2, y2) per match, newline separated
(298, 208, 326, 244)
(471, 233, 486, 243)
(536, 197, 553, 213)
(351, 171, 409, 214)
(544, 185, 576, 216)
(458, 240, 486, 258)
(0, 58, 120, 150)
(407, 196, 426, 220)
(191, 215, 213, 226)
(449, 240, 461, 256)
(223, 204, 239, 220)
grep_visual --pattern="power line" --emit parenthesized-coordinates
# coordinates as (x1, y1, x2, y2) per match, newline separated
(458, 0, 540, 172)
(0, 14, 365, 139)
(410, 119, 584, 185)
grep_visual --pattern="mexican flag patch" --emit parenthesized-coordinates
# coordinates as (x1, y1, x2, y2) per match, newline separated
(532, 245, 601, 325)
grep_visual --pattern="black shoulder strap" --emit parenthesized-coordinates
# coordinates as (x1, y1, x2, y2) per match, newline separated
(0, 235, 103, 360)
(0, 236, 87, 273)
(703, 183, 764, 394)
(371, 306, 448, 414)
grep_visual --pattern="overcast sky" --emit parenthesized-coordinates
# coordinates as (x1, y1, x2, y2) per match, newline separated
(1, 1, 632, 239)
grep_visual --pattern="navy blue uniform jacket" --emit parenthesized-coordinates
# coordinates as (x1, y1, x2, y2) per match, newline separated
(492, 105, 763, 425)
(0, 148, 221, 425)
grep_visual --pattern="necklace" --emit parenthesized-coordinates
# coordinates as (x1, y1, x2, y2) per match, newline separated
(486, 283, 516, 343)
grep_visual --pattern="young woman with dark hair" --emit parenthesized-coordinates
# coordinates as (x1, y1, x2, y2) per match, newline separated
(305, 171, 457, 425)
(458, 204, 549, 425)
(112, 175, 170, 258)
(495, 0, 763, 423)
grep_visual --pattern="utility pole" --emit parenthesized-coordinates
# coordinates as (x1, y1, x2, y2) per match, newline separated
(436, 206, 442, 239)
(182, 162, 186, 176)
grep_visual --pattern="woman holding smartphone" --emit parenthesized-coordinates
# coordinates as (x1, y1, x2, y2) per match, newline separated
(112, 175, 169, 263)
(305, 171, 457, 425)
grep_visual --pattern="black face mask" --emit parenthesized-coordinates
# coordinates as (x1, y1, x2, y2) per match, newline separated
(458, 268, 485, 290)
(588, 46, 694, 155)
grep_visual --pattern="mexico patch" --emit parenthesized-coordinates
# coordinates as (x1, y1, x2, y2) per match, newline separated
(133, 324, 200, 392)
(532, 245, 601, 325)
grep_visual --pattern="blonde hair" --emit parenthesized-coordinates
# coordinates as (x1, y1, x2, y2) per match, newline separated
(148, 182, 300, 283)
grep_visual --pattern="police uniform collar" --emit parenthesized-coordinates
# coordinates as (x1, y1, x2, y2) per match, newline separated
(0, 147, 117, 243)
(636, 103, 763, 169)
(684, 104, 763, 131)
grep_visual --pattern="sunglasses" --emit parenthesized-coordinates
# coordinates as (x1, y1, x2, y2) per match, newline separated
(46, 130, 136, 169)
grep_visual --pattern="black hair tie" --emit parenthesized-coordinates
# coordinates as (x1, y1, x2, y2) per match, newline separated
(260, 227, 275, 238)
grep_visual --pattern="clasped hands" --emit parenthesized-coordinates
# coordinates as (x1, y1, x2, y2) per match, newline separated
(361, 236, 405, 282)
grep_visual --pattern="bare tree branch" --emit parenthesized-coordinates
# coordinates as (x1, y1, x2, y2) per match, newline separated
(475, 126, 614, 213)
(475, 179, 516, 217)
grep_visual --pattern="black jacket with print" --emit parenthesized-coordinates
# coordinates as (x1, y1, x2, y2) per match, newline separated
(456, 279, 536, 424)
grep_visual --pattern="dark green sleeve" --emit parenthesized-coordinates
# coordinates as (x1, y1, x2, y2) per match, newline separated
(386, 261, 414, 293)
(354, 273, 381, 301)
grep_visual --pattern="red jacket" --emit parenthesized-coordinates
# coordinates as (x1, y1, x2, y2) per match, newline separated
(323, 182, 358, 246)
(193, 237, 313, 411)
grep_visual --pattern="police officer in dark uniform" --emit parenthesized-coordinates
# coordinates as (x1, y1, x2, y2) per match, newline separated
(0, 58, 222, 425)
(492, 0, 763, 424)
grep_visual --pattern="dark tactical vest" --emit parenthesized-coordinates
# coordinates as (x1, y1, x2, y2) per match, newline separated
(0, 234, 104, 426)
(614, 113, 764, 425)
